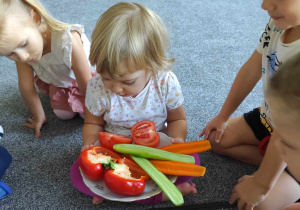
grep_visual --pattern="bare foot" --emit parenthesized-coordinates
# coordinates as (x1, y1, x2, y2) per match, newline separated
(92, 197, 104, 204)
(161, 182, 197, 201)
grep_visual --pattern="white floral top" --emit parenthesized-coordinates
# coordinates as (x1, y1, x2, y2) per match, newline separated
(85, 71, 184, 133)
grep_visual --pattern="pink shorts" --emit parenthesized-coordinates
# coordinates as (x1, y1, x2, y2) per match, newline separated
(35, 77, 86, 113)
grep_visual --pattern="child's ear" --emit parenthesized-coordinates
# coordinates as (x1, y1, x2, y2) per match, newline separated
(30, 9, 41, 25)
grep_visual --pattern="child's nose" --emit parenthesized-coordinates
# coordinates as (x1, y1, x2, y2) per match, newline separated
(261, 0, 275, 11)
(17, 51, 29, 62)
(112, 83, 123, 93)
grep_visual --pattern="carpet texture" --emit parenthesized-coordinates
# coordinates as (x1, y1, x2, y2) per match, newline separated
(0, 0, 268, 209)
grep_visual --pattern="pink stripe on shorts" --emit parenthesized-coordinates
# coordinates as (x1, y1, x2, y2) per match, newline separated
(35, 77, 86, 113)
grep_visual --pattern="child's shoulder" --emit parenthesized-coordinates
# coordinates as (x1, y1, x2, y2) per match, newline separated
(87, 74, 107, 93)
(88, 74, 102, 86)
(52, 24, 85, 44)
(156, 70, 179, 84)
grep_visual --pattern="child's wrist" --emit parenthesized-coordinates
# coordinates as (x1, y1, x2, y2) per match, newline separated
(217, 112, 230, 122)
(252, 172, 273, 191)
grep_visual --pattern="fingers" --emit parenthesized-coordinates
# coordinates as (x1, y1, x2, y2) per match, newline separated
(238, 175, 248, 183)
(214, 129, 223, 143)
(237, 199, 245, 210)
(23, 117, 44, 138)
(229, 191, 238, 205)
(170, 138, 184, 144)
(81, 144, 93, 152)
(201, 128, 210, 141)
(35, 126, 41, 138)
(199, 128, 205, 137)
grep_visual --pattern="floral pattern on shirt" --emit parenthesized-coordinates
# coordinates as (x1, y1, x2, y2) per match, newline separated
(85, 71, 184, 133)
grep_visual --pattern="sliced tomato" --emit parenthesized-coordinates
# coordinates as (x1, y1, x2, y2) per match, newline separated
(99, 132, 133, 150)
(117, 157, 150, 181)
(132, 131, 160, 148)
(131, 120, 156, 134)
(131, 120, 160, 148)
(78, 146, 121, 181)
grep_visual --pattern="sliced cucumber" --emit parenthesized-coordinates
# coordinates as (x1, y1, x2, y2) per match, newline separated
(113, 144, 195, 164)
(131, 155, 184, 206)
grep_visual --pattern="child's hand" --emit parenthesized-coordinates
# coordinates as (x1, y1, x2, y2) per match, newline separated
(229, 175, 269, 210)
(170, 138, 184, 144)
(199, 114, 228, 143)
(81, 144, 94, 152)
(23, 116, 47, 138)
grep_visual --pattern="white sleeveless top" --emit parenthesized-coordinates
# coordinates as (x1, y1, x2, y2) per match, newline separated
(28, 24, 96, 88)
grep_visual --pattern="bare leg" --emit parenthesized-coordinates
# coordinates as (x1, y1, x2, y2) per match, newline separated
(53, 109, 77, 120)
(255, 171, 300, 210)
(209, 115, 263, 166)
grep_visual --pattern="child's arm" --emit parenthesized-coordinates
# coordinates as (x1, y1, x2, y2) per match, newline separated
(229, 130, 286, 209)
(82, 109, 105, 150)
(200, 50, 262, 142)
(166, 105, 187, 142)
(70, 31, 92, 95)
(16, 62, 47, 138)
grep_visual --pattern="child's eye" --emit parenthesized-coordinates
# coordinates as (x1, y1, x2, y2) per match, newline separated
(6, 52, 14, 57)
(123, 80, 135, 86)
(21, 41, 27, 48)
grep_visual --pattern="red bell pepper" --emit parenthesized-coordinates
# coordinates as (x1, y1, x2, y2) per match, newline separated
(99, 132, 133, 150)
(117, 157, 150, 181)
(104, 162, 146, 195)
(78, 146, 121, 181)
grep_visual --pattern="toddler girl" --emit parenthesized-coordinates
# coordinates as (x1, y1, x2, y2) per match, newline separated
(70, 2, 198, 205)
(0, 0, 96, 137)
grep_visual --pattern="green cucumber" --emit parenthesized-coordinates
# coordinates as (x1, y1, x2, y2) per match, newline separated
(113, 144, 195, 164)
(131, 155, 184, 206)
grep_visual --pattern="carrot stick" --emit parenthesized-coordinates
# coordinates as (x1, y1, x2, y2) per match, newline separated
(159, 140, 211, 154)
(149, 160, 206, 177)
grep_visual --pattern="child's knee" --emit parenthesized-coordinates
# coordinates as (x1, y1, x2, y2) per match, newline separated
(208, 131, 233, 155)
(79, 113, 85, 119)
(53, 109, 77, 120)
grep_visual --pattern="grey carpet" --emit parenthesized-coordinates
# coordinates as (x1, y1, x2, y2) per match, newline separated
(0, 0, 268, 209)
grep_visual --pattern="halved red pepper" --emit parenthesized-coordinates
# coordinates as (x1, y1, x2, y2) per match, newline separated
(104, 162, 146, 196)
(117, 157, 150, 181)
(78, 146, 121, 181)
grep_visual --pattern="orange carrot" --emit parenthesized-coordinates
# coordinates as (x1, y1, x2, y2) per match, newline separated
(149, 160, 206, 177)
(159, 140, 211, 154)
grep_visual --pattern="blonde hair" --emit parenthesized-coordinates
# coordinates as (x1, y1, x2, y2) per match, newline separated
(0, 0, 69, 49)
(266, 54, 300, 110)
(89, 2, 174, 78)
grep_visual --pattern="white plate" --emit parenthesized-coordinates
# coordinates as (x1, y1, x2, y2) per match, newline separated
(80, 132, 177, 202)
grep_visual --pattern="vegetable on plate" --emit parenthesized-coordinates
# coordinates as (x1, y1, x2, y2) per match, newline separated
(104, 161, 146, 196)
(149, 160, 206, 176)
(113, 144, 195, 164)
(131, 120, 160, 148)
(117, 157, 150, 181)
(159, 140, 211, 154)
(78, 146, 121, 181)
(131, 155, 184, 206)
(99, 132, 133, 150)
